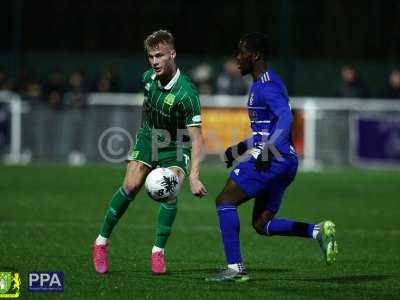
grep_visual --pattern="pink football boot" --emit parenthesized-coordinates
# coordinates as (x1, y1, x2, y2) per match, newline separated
(92, 242, 109, 274)
(151, 251, 166, 274)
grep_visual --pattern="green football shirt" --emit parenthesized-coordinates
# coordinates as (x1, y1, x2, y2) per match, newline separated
(140, 68, 202, 144)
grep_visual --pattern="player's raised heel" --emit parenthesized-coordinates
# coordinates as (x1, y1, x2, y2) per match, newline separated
(317, 220, 338, 265)
(151, 251, 167, 275)
(92, 242, 109, 274)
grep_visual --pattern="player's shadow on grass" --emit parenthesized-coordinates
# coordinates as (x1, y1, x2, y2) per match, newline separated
(174, 267, 290, 275)
(181, 267, 291, 281)
(248, 267, 291, 273)
(173, 268, 221, 274)
(293, 275, 391, 284)
(103, 267, 291, 281)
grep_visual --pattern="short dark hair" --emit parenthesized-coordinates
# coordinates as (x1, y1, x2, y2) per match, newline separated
(144, 30, 175, 51)
(240, 32, 271, 60)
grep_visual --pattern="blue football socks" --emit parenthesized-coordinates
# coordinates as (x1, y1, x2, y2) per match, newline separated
(265, 218, 314, 238)
(217, 204, 242, 264)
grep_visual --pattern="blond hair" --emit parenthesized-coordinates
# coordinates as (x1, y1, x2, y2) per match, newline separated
(144, 30, 175, 52)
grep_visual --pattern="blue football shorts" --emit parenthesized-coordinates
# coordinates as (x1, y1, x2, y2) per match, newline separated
(229, 153, 298, 213)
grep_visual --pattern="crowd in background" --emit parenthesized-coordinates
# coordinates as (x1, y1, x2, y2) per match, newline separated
(0, 66, 119, 110)
(335, 66, 400, 99)
(0, 61, 399, 111)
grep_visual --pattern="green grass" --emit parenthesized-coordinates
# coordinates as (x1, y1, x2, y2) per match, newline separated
(1, 165, 400, 299)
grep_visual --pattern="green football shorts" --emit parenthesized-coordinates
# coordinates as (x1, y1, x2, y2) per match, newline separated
(127, 129, 191, 175)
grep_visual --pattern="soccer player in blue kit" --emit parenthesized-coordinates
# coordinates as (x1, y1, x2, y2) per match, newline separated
(206, 33, 338, 282)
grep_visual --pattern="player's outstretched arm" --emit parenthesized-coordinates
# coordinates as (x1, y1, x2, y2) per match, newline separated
(187, 126, 207, 198)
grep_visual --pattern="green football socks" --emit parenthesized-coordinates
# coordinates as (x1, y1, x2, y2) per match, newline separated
(154, 202, 177, 248)
(99, 187, 134, 238)
(99, 187, 178, 249)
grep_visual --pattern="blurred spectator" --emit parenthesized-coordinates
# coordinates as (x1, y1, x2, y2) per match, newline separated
(93, 66, 118, 93)
(381, 69, 400, 99)
(16, 68, 43, 102)
(335, 66, 369, 98)
(43, 69, 65, 110)
(0, 68, 14, 91)
(64, 71, 88, 109)
(23, 78, 43, 102)
(62, 71, 89, 165)
(191, 63, 214, 95)
(216, 58, 250, 95)
(96, 78, 113, 93)
(15, 66, 32, 94)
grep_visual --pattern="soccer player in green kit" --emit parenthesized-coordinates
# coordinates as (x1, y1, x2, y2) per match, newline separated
(92, 30, 207, 275)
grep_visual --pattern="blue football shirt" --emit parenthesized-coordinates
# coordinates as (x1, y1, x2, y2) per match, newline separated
(245, 68, 296, 156)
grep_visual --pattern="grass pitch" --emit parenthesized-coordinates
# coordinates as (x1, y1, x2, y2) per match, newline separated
(1, 164, 400, 299)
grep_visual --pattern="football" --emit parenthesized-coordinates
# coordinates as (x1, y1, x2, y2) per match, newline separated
(145, 168, 180, 202)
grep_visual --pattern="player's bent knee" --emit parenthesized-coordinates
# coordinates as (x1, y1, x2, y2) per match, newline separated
(122, 182, 140, 196)
(128, 160, 151, 173)
(252, 211, 275, 235)
(123, 161, 151, 196)
(122, 175, 144, 196)
(168, 167, 185, 183)
(216, 192, 235, 205)
(252, 222, 267, 235)
(215, 179, 248, 206)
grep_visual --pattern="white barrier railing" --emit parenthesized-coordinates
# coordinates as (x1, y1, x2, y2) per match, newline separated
(1, 92, 400, 169)
(0, 92, 28, 164)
